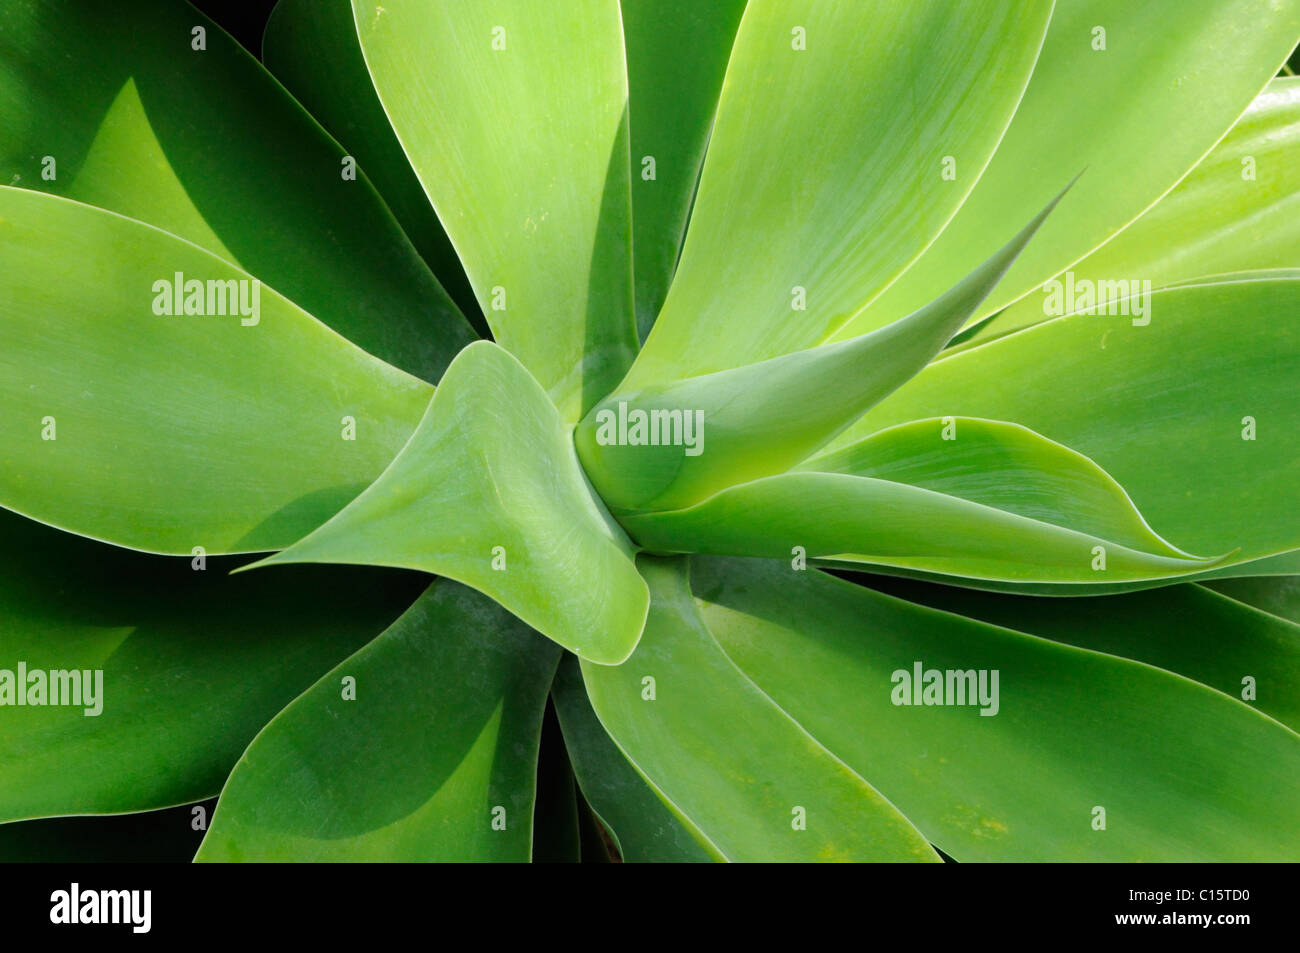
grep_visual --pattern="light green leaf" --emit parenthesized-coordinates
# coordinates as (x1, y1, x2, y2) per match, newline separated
(693, 557, 1300, 861)
(351, 0, 637, 419)
(859, 574, 1300, 732)
(800, 417, 1192, 558)
(551, 655, 711, 863)
(197, 580, 560, 861)
(622, 0, 748, 339)
(0, 186, 431, 554)
(816, 547, 1300, 598)
(967, 77, 1300, 345)
(1165, 266, 1300, 289)
(834, 276, 1300, 567)
(0, 507, 421, 824)
(623, 471, 1213, 585)
(261, 0, 483, 330)
(580, 557, 940, 863)
(623, 0, 1052, 385)
(0, 0, 473, 379)
(578, 189, 1067, 513)
(247, 341, 649, 665)
(835, 0, 1300, 340)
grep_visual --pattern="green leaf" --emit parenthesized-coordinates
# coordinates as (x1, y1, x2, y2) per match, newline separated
(692, 557, 1300, 861)
(350, 0, 637, 419)
(0, 186, 431, 554)
(967, 77, 1300, 345)
(1206, 575, 1300, 627)
(197, 580, 560, 861)
(0, 508, 421, 824)
(551, 655, 710, 863)
(624, 471, 1213, 585)
(799, 417, 1193, 559)
(261, 0, 483, 330)
(622, 0, 1052, 385)
(578, 189, 1068, 513)
(621, 0, 748, 339)
(817, 547, 1300, 598)
(247, 342, 649, 665)
(835, 0, 1300, 340)
(834, 276, 1300, 568)
(0, 0, 473, 379)
(579, 557, 940, 863)
(858, 574, 1300, 732)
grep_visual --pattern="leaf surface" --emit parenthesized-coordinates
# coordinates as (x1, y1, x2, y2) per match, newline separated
(834, 277, 1300, 567)
(551, 655, 710, 862)
(625, 472, 1212, 585)
(350, 0, 637, 419)
(800, 417, 1191, 558)
(835, 0, 1300, 339)
(198, 580, 559, 861)
(580, 557, 940, 863)
(623, 0, 1052, 384)
(579, 190, 1068, 512)
(0, 0, 472, 378)
(693, 558, 1300, 861)
(966, 76, 1300, 345)
(860, 574, 1300, 732)
(1206, 576, 1300, 627)
(247, 342, 649, 664)
(0, 509, 421, 824)
(261, 0, 482, 329)
(0, 186, 431, 554)
(621, 0, 748, 339)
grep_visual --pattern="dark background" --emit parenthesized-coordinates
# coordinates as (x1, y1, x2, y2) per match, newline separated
(191, 0, 278, 58)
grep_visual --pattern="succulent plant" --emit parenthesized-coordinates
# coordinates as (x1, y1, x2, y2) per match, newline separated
(1, 0, 1297, 863)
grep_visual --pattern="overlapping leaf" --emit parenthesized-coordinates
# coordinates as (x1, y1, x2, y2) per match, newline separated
(1207, 576, 1300, 627)
(578, 187, 1070, 513)
(621, 0, 748, 339)
(0, 186, 431, 554)
(0, 801, 213, 863)
(692, 558, 1300, 861)
(859, 574, 1300, 732)
(580, 557, 940, 863)
(246, 342, 649, 665)
(197, 580, 559, 861)
(0, 508, 420, 824)
(800, 418, 1193, 558)
(966, 76, 1300, 345)
(836, 277, 1300, 571)
(624, 472, 1213, 586)
(551, 655, 710, 862)
(835, 0, 1300, 340)
(261, 0, 482, 329)
(0, 0, 472, 378)
(350, 0, 637, 419)
(623, 0, 1052, 385)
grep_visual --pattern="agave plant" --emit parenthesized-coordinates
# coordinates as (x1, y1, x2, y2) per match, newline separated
(0, 0, 1297, 864)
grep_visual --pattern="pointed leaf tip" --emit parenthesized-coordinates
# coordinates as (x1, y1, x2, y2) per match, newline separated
(240, 341, 649, 665)
(578, 181, 1076, 514)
